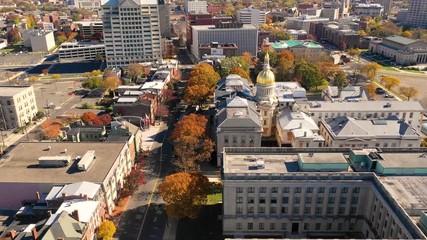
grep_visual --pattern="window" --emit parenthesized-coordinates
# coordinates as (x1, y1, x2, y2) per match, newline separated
(281, 207, 288, 214)
(304, 223, 309, 230)
(271, 197, 277, 204)
(248, 187, 255, 193)
(338, 206, 345, 214)
(259, 197, 266, 204)
(293, 206, 299, 214)
(248, 223, 253, 230)
(338, 223, 343, 230)
(317, 197, 324, 204)
(224, 136, 229, 143)
(270, 207, 276, 213)
(259, 206, 265, 213)
(294, 197, 301, 204)
(270, 223, 276, 230)
(350, 207, 357, 214)
(318, 187, 325, 193)
(329, 187, 337, 193)
(259, 223, 264, 230)
(248, 197, 254, 204)
(353, 187, 360, 193)
(327, 207, 333, 214)
(340, 197, 347, 204)
(304, 206, 311, 214)
(237, 197, 243, 203)
(232, 136, 237, 143)
(260, 187, 266, 193)
(283, 187, 290, 193)
(236, 223, 242, 230)
(315, 207, 322, 214)
(241, 136, 246, 144)
(342, 187, 348, 193)
(281, 223, 287, 230)
(328, 196, 335, 204)
(236, 206, 242, 213)
(327, 223, 332, 230)
(306, 187, 313, 193)
(248, 207, 254, 213)
(410, 112, 414, 118)
(282, 197, 289, 204)
(351, 196, 359, 204)
(295, 187, 301, 193)
(305, 197, 312, 204)
(315, 223, 321, 230)
(237, 187, 243, 193)
(272, 187, 278, 193)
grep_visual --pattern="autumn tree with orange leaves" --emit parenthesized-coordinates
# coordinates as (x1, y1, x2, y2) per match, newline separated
(230, 66, 251, 82)
(184, 63, 220, 108)
(169, 114, 214, 172)
(40, 120, 63, 139)
(158, 172, 210, 219)
(81, 112, 111, 126)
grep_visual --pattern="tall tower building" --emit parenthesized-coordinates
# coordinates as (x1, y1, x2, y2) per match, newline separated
(102, 0, 162, 67)
(255, 53, 278, 137)
(236, 8, 266, 28)
(405, 0, 427, 28)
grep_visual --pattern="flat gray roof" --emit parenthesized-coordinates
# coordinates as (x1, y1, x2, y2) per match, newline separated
(0, 86, 32, 97)
(379, 153, 427, 169)
(299, 152, 348, 164)
(0, 142, 126, 183)
(307, 101, 424, 112)
(192, 24, 258, 30)
(223, 154, 298, 174)
(381, 176, 427, 210)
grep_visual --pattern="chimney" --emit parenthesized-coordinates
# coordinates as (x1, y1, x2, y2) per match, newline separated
(31, 227, 38, 240)
(9, 229, 16, 239)
(62, 192, 66, 198)
(72, 210, 80, 222)
(35, 191, 40, 200)
(83, 194, 88, 201)
(299, 122, 303, 129)
(47, 210, 52, 217)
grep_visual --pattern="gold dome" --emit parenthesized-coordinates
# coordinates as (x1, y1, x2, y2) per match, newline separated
(256, 52, 275, 85)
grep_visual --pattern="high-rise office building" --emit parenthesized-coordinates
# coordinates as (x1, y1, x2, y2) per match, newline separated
(405, 0, 427, 28)
(236, 8, 266, 28)
(102, 0, 162, 67)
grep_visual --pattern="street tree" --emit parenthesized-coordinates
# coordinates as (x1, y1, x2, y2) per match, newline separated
(169, 114, 214, 172)
(380, 76, 401, 90)
(183, 84, 211, 110)
(52, 74, 61, 81)
(241, 52, 254, 66)
(399, 86, 419, 101)
(40, 120, 62, 139)
(158, 172, 210, 219)
(348, 48, 361, 60)
(122, 169, 144, 196)
(275, 55, 294, 82)
(97, 220, 116, 240)
(128, 63, 145, 82)
(365, 83, 377, 99)
(82, 77, 102, 89)
(103, 76, 120, 97)
(362, 62, 381, 80)
(294, 61, 323, 91)
(188, 63, 220, 89)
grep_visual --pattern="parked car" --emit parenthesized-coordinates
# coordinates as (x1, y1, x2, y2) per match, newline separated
(376, 88, 385, 94)
(384, 94, 394, 98)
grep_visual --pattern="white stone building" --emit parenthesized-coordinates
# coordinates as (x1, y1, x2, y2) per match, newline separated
(319, 117, 422, 148)
(184, 0, 207, 14)
(302, 101, 425, 130)
(352, 3, 384, 18)
(236, 8, 266, 28)
(102, 0, 162, 67)
(0, 86, 37, 129)
(369, 36, 427, 65)
(22, 30, 55, 52)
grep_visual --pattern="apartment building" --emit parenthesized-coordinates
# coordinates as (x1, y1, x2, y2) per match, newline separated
(0, 86, 37, 129)
(222, 147, 427, 238)
(184, 0, 207, 14)
(405, 0, 427, 29)
(58, 42, 105, 62)
(191, 23, 258, 58)
(102, 0, 162, 67)
(76, 21, 103, 41)
(236, 8, 266, 28)
(0, 142, 132, 214)
(286, 15, 330, 32)
(302, 101, 424, 129)
(352, 3, 384, 18)
(319, 117, 422, 148)
(369, 36, 427, 65)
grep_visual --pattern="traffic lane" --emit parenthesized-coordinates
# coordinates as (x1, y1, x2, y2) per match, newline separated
(138, 203, 167, 240)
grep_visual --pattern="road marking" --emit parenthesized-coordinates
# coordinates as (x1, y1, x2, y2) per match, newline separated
(136, 125, 167, 240)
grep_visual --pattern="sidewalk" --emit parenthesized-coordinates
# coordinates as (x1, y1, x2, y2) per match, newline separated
(2, 117, 47, 149)
(163, 217, 178, 240)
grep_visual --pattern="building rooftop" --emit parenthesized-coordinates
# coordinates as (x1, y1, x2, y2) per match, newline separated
(385, 36, 418, 45)
(270, 40, 323, 49)
(0, 86, 32, 97)
(223, 153, 299, 174)
(379, 153, 427, 169)
(381, 176, 427, 211)
(0, 142, 126, 184)
(192, 24, 258, 30)
(298, 152, 348, 164)
(306, 101, 424, 112)
(46, 199, 99, 225)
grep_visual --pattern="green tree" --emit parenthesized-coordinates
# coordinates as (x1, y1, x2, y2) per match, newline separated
(333, 71, 348, 88)
(294, 61, 323, 91)
(12, 15, 20, 24)
(97, 221, 116, 240)
(275, 53, 294, 82)
(158, 172, 210, 219)
(362, 62, 381, 80)
(82, 77, 102, 89)
(220, 57, 249, 77)
(277, 32, 292, 40)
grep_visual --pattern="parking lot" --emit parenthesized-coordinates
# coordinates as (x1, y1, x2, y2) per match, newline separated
(0, 52, 45, 66)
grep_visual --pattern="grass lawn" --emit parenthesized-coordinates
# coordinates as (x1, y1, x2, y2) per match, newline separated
(403, 69, 425, 74)
(383, 66, 398, 72)
(207, 193, 222, 205)
(0, 45, 23, 53)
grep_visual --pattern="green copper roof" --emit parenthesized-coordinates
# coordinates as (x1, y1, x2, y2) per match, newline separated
(270, 40, 323, 50)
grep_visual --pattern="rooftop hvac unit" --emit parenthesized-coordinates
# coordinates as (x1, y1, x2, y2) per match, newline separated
(77, 150, 96, 171)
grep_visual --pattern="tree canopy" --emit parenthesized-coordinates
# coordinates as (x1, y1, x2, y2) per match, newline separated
(158, 172, 210, 219)
(220, 57, 249, 77)
(362, 62, 381, 80)
(399, 86, 419, 101)
(229, 66, 251, 82)
(169, 114, 214, 172)
(128, 63, 145, 81)
(184, 63, 220, 107)
(97, 220, 116, 240)
(380, 76, 401, 90)
(294, 61, 323, 91)
(103, 76, 120, 97)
